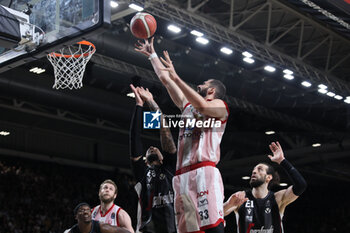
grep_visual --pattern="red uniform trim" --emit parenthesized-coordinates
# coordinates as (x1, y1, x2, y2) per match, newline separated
(100, 204, 115, 217)
(221, 100, 230, 124)
(116, 207, 122, 227)
(175, 161, 216, 175)
(184, 218, 225, 233)
(183, 102, 191, 110)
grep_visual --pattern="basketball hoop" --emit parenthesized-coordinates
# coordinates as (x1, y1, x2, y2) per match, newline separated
(47, 40, 96, 90)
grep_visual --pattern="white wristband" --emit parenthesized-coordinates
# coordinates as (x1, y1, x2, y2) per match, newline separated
(148, 53, 158, 60)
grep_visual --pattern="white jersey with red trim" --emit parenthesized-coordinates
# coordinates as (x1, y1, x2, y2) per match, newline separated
(176, 101, 229, 170)
(91, 204, 122, 226)
(173, 100, 229, 233)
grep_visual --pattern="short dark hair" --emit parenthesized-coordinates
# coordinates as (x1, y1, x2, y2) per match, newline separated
(260, 162, 280, 189)
(73, 202, 90, 215)
(99, 179, 118, 195)
(208, 79, 226, 100)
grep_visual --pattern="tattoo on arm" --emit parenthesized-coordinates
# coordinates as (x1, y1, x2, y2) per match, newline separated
(146, 99, 177, 154)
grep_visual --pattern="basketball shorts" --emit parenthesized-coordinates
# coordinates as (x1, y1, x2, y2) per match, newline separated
(173, 164, 224, 233)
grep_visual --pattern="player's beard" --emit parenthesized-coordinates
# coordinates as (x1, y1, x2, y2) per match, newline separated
(99, 194, 115, 204)
(198, 87, 208, 97)
(249, 176, 265, 188)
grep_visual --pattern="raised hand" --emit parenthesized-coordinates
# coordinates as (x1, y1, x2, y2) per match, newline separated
(227, 191, 248, 209)
(268, 141, 285, 164)
(138, 87, 153, 102)
(160, 51, 179, 81)
(134, 37, 155, 57)
(130, 84, 144, 106)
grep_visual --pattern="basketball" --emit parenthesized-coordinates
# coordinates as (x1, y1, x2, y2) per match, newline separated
(130, 12, 157, 39)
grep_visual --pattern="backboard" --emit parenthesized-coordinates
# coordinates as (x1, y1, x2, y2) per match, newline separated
(0, 0, 110, 72)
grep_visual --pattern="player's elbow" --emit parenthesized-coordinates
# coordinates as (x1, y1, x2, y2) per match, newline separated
(292, 177, 307, 196)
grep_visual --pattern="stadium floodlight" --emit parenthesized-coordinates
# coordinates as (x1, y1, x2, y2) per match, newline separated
(318, 89, 327, 94)
(167, 25, 181, 33)
(301, 81, 312, 87)
(334, 95, 343, 100)
(283, 74, 294, 80)
(243, 57, 255, 64)
(242, 51, 253, 57)
(264, 65, 276, 72)
(312, 143, 321, 147)
(220, 47, 233, 55)
(326, 92, 335, 97)
(110, 1, 119, 8)
(344, 99, 350, 104)
(283, 69, 293, 74)
(127, 92, 135, 98)
(29, 67, 45, 74)
(318, 84, 327, 89)
(0, 131, 10, 136)
(196, 37, 209, 45)
(279, 183, 288, 187)
(265, 131, 275, 135)
(190, 30, 203, 37)
(129, 3, 144, 11)
(242, 176, 250, 180)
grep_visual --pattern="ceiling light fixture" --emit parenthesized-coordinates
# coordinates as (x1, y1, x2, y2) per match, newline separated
(264, 65, 276, 72)
(265, 131, 275, 135)
(110, 1, 119, 8)
(283, 69, 293, 74)
(326, 92, 335, 97)
(196, 37, 209, 45)
(167, 25, 181, 33)
(242, 51, 253, 57)
(318, 84, 327, 89)
(301, 81, 312, 87)
(127, 92, 135, 98)
(0, 131, 10, 136)
(334, 95, 343, 100)
(128, 3, 144, 11)
(190, 30, 203, 37)
(312, 143, 321, 147)
(243, 57, 255, 64)
(29, 67, 45, 74)
(283, 74, 294, 80)
(318, 89, 327, 94)
(220, 47, 233, 55)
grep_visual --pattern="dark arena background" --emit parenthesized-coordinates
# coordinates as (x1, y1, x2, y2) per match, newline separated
(1, 0, 350, 232)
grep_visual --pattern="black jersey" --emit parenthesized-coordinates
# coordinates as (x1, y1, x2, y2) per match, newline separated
(130, 105, 176, 233)
(236, 190, 283, 233)
(70, 220, 101, 233)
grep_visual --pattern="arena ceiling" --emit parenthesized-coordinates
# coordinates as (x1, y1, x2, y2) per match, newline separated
(0, 0, 349, 187)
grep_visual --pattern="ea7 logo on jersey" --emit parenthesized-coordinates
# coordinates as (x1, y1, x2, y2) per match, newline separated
(245, 200, 254, 208)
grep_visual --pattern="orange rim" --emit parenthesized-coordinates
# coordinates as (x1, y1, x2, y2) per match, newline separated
(48, 41, 96, 58)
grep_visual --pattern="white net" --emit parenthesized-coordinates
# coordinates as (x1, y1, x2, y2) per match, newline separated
(47, 41, 96, 90)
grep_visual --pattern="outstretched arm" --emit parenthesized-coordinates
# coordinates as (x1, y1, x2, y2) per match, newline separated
(100, 222, 131, 233)
(160, 51, 227, 120)
(269, 142, 307, 212)
(223, 191, 248, 216)
(135, 38, 186, 110)
(129, 84, 144, 162)
(117, 209, 134, 233)
(138, 87, 176, 154)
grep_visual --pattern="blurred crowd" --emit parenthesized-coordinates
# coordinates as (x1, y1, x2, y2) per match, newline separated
(0, 158, 137, 233)
(1, 157, 349, 233)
